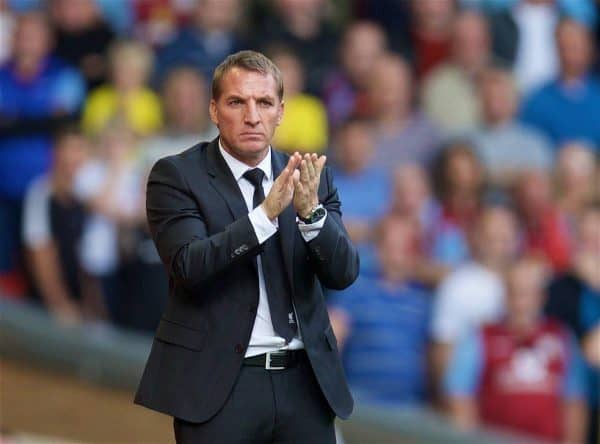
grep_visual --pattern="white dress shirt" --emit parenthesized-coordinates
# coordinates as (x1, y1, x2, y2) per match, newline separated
(218, 141, 326, 357)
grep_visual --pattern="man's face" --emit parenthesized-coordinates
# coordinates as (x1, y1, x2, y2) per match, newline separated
(475, 208, 518, 266)
(210, 68, 283, 164)
(14, 14, 51, 62)
(505, 261, 546, 322)
(557, 21, 593, 78)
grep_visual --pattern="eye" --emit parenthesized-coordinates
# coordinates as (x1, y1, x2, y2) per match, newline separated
(259, 99, 274, 107)
(228, 98, 243, 106)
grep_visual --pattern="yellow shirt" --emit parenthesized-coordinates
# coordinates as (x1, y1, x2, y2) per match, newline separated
(82, 85, 163, 136)
(273, 94, 328, 154)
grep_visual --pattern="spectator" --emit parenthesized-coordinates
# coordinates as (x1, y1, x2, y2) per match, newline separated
(431, 204, 519, 388)
(132, 0, 193, 47)
(368, 53, 441, 171)
(141, 67, 217, 170)
(546, 203, 600, 443)
(328, 215, 432, 405)
(73, 122, 145, 319)
(520, 19, 600, 149)
(489, 0, 560, 93)
(404, 0, 456, 80)
(422, 10, 491, 135)
(555, 142, 598, 234)
(154, 0, 244, 85)
(270, 47, 328, 154)
(330, 119, 389, 246)
(583, 325, 600, 367)
(82, 39, 162, 137)
(389, 163, 440, 242)
(0, 0, 14, 65)
(470, 67, 553, 187)
(322, 21, 387, 128)
(429, 143, 485, 266)
(389, 164, 447, 286)
(49, 0, 115, 90)
(77, 120, 167, 333)
(445, 257, 587, 443)
(515, 169, 572, 272)
(0, 11, 85, 290)
(94, 0, 135, 35)
(255, 0, 339, 95)
(22, 125, 106, 324)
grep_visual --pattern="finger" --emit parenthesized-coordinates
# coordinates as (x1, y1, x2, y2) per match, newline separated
(288, 153, 301, 170)
(300, 159, 310, 184)
(293, 172, 304, 195)
(276, 166, 290, 188)
(315, 155, 327, 177)
(292, 168, 301, 187)
(304, 153, 317, 180)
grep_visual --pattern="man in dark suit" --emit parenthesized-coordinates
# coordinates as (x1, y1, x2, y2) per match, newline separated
(134, 50, 359, 443)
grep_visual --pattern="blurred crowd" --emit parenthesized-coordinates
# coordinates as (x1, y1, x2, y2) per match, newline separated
(0, 0, 599, 442)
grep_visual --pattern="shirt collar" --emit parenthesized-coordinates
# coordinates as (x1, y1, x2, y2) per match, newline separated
(218, 138, 272, 182)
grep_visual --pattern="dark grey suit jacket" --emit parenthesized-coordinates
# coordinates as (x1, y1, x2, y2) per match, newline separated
(134, 139, 359, 423)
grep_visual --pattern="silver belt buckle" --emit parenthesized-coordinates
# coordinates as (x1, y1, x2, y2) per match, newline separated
(265, 351, 286, 370)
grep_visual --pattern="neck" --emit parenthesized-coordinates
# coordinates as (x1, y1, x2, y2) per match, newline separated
(286, 15, 320, 39)
(561, 71, 586, 85)
(382, 273, 408, 287)
(487, 115, 511, 127)
(15, 56, 43, 78)
(507, 315, 537, 334)
(376, 108, 409, 128)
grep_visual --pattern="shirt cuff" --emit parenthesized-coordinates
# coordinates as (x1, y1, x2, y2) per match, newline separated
(298, 211, 327, 242)
(249, 205, 278, 244)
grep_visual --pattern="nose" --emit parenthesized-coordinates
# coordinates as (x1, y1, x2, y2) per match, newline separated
(244, 101, 260, 126)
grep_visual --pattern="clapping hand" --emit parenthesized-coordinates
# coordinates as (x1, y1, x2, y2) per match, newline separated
(261, 153, 302, 220)
(293, 153, 326, 219)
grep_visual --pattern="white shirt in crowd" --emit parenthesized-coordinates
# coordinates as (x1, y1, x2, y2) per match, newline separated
(219, 141, 326, 357)
(73, 160, 143, 275)
(22, 175, 53, 249)
(513, 1, 559, 94)
(431, 261, 505, 344)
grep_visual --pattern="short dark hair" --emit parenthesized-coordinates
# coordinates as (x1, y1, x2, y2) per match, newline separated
(211, 50, 284, 100)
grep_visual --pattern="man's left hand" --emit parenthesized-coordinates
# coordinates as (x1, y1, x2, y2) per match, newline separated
(293, 153, 327, 219)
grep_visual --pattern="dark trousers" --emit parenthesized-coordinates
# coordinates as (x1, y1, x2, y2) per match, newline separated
(173, 357, 336, 443)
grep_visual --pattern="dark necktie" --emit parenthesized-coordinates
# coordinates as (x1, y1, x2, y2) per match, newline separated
(243, 168, 297, 342)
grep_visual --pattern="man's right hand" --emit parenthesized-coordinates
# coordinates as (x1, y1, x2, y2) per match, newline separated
(261, 153, 301, 220)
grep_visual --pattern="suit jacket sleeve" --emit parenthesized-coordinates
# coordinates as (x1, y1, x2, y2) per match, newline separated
(305, 166, 360, 290)
(146, 157, 261, 291)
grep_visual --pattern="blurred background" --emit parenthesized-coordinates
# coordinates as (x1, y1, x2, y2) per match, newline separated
(0, 0, 599, 443)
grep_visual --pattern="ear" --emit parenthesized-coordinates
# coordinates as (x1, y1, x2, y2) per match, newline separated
(276, 100, 285, 127)
(209, 99, 218, 127)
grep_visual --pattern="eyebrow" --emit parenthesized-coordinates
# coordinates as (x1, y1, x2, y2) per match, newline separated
(224, 94, 276, 102)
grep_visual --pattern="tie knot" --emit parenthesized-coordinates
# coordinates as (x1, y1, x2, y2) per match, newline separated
(243, 168, 265, 188)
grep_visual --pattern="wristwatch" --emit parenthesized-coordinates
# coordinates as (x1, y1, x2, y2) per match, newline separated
(299, 204, 326, 224)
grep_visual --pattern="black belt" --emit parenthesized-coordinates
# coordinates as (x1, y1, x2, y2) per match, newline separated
(243, 349, 307, 370)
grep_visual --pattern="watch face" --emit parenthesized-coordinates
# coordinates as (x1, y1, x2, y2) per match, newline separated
(311, 207, 326, 222)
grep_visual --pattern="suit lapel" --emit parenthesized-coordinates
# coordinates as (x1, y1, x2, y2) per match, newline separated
(206, 139, 248, 222)
(271, 150, 296, 292)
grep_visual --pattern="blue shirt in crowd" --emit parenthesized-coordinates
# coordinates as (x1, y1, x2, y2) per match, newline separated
(328, 276, 432, 405)
(154, 27, 244, 86)
(0, 57, 85, 199)
(331, 166, 390, 225)
(520, 76, 600, 151)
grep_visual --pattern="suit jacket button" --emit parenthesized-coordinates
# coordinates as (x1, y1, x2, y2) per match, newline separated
(235, 344, 244, 354)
